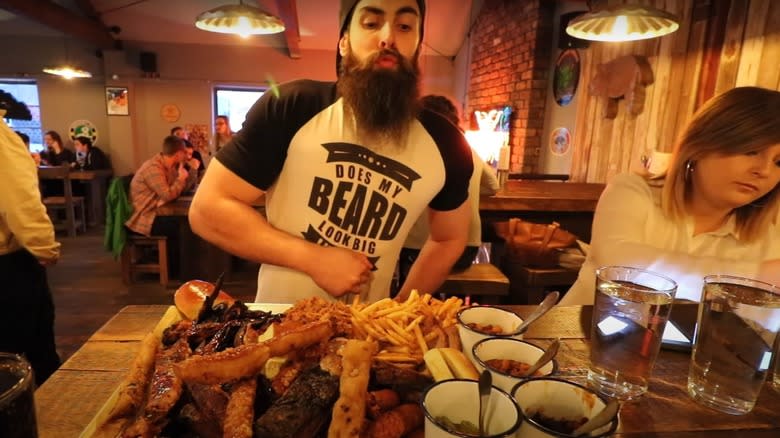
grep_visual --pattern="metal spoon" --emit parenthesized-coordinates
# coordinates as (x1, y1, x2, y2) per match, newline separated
(512, 291, 560, 335)
(523, 338, 560, 377)
(572, 398, 620, 437)
(478, 369, 492, 436)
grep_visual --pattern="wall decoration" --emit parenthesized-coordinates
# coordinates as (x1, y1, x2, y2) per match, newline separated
(105, 86, 129, 116)
(553, 49, 580, 106)
(464, 106, 512, 167)
(550, 127, 571, 156)
(186, 123, 210, 157)
(68, 119, 98, 144)
(589, 55, 654, 118)
(160, 103, 181, 122)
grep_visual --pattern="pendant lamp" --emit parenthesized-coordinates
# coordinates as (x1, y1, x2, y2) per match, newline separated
(566, 4, 679, 42)
(195, 0, 285, 38)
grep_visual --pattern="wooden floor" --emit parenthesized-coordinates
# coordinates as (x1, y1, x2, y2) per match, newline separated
(48, 228, 259, 362)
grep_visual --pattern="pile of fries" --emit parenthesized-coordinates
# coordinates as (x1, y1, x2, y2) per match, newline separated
(349, 290, 464, 366)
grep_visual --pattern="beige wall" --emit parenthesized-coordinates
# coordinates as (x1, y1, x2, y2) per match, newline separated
(1, 36, 460, 175)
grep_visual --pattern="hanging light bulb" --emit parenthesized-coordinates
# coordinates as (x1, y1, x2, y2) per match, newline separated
(195, 1, 285, 37)
(566, 4, 679, 42)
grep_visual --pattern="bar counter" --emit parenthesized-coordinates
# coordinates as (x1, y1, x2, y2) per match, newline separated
(35, 304, 780, 437)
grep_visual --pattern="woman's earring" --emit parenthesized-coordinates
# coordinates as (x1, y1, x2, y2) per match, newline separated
(684, 160, 694, 182)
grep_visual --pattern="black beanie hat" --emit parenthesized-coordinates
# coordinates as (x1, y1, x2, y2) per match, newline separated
(336, 0, 426, 75)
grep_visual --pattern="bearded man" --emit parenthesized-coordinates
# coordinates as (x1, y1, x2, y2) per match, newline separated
(190, 0, 473, 303)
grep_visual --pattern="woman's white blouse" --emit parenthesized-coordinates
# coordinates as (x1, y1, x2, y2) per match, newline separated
(562, 173, 780, 305)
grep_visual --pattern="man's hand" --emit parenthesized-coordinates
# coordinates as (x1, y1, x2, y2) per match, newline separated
(307, 246, 373, 297)
(177, 164, 189, 181)
(188, 158, 201, 171)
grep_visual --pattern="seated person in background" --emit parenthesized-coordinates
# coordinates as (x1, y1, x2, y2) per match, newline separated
(399, 95, 500, 289)
(40, 130, 74, 166)
(561, 87, 780, 305)
(172, 126, 204, 176)
(125, 136, 197, 276)
(73, 136, 110, 170)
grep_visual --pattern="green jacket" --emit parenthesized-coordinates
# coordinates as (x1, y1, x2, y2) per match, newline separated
(104, 177, 133, 258)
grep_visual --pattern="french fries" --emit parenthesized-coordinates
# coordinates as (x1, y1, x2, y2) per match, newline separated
(350, 290, 464, 367)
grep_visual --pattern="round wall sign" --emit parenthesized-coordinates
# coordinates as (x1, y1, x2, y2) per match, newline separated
(68, 119, 98, 144)
(553, 49, 581, 106)
(160, 104, 181, 123)
(550, 127, 571, 156)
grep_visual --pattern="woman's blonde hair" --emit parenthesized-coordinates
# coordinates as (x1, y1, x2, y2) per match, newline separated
(661, 86, 780, 242)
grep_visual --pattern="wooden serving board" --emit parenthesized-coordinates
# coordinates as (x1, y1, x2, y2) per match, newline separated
(79, 304, 291, 438)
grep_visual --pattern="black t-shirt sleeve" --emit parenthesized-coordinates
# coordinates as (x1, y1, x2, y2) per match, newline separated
(216, 80, 337, 190)
(418, 109, 473, 211)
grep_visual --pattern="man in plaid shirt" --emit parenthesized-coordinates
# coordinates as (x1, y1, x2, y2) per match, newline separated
(126, 136, 198, 275)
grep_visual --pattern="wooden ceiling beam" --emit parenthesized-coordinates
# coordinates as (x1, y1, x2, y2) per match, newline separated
(273, 0, 301, 59)
(73, 0, 100, 21)
(0, 0, 117, 49)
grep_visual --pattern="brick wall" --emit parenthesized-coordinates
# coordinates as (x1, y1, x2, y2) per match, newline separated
(466, 0, 554, 173)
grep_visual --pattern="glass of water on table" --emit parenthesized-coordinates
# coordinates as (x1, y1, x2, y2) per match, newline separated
(587, 266, 677, 400)
(688, 275, 780, 415)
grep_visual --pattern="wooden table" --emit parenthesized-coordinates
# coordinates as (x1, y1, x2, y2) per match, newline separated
(39, 167, 113, 227)
(35, 304, 780, 437)
(479, 180, 605, 212)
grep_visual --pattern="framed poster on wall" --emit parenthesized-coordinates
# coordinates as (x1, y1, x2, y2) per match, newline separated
(106, 86, 129, 116)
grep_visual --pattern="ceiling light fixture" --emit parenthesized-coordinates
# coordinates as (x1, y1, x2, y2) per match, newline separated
(42, 66, 92, 80)
(195, 1, 285, 38)
(566, 4, 680, 42)
(42, 39, 92, 79)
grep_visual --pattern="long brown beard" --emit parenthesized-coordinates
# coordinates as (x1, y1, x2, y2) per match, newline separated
(338, 48, 420, 147)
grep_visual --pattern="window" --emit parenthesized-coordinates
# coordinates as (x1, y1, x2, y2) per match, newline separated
(214, 86, 266, 133)
(1, 80, 43, 152)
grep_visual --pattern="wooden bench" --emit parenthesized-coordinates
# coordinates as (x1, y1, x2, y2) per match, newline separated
(121, 235, 169, 286)
(435, 263, 509, 304)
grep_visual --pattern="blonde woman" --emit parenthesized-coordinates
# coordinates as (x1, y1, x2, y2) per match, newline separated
(212, 115, 234, 153)
(562, 87, 780, 305)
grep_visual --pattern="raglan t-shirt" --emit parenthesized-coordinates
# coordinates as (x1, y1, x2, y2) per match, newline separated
(217, 80, 473, 303)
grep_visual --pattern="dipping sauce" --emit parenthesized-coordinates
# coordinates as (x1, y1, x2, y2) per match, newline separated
(485, 359, 543, 377)
(435, 416, 480, 436)
(529, 411, 587, 435)
(466, 322, 506, 335)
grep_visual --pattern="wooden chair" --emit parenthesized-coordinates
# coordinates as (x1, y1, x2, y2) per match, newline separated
(38, 166, 86, 237)
(435, 263, 510, 304)
(121, 235, 169, 286)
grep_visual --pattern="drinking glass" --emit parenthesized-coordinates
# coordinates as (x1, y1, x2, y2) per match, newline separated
(687, 275, 780, 415)
(0, 353, 38, 438)
(587, 266, 677, 400)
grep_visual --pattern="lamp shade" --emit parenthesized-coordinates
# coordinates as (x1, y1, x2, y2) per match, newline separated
(42, 66, 92, 79)
(195, 3, 285, 38)
(566, 5, 679, 42)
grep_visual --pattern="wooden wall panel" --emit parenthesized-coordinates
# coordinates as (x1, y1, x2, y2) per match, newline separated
(570, 0, 780, 183)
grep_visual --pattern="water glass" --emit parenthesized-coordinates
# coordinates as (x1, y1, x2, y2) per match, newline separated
(587, 266, 677, 400)
(687, 275, 780, 415)
(0, 353, 38, 438)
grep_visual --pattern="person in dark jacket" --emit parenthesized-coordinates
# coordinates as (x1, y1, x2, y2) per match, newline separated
(73, 136, 110, 171)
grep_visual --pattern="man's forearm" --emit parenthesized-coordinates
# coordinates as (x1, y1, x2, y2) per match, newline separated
(398, 238, 466, 300)
(189, 195, 318, 274)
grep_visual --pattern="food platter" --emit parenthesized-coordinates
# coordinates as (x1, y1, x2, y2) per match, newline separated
(77, 287, 471, 438)
(79, 303, 290, 438)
